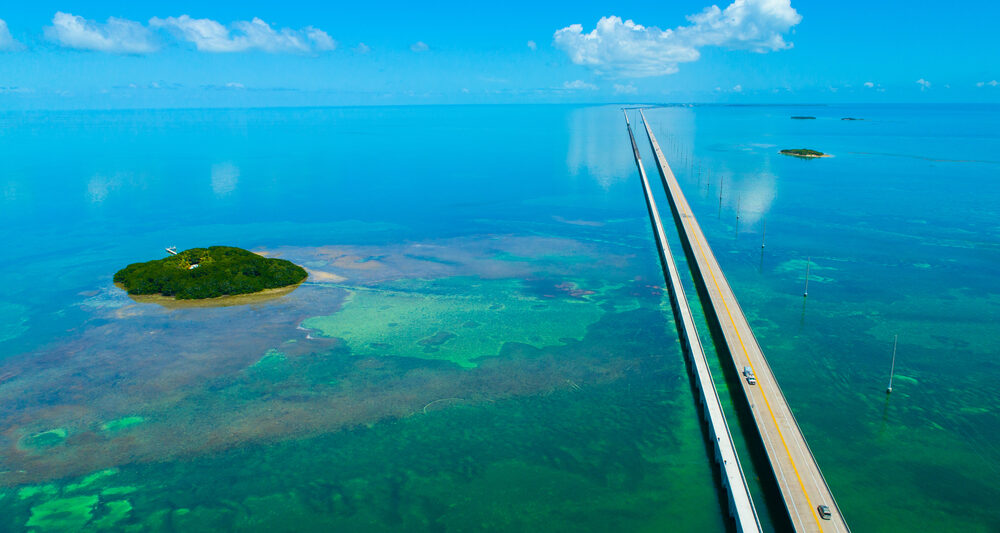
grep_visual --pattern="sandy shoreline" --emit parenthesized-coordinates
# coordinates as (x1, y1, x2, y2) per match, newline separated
(118, 283, 303, 308)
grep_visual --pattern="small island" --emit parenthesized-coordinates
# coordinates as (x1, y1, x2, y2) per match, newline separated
(790, 116, 816, 120)
(114, 246, 307, 300)
(780, 148, 830, 158)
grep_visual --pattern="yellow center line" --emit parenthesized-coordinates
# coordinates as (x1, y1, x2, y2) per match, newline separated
(646, 134, 827, 532)
(683, 199, 825, 532)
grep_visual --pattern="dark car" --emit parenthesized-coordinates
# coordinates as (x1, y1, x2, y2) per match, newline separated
(817, 505, 832, 520)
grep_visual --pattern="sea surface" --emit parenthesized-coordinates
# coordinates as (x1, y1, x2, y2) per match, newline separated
(0, 104, 997, 532)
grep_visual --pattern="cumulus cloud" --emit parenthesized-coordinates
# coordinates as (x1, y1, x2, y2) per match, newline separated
(554, 0, 801, 77)
(916, 78, 931, 90)
(527, 40, 537, 50)
(864, 81, 874, 88)
(354, 42, 371, 54)
(45, 12, 158, 53)
(149, 15, 334, 53)
(613, 83, 637, 94)
(305, 26, 336, 51)
(563, 80, 597, 90)
(733, 84, 743, 92)
(410, 41, 429, 52)
(0, 19, 24, 51)
(976, 80, 998, 88)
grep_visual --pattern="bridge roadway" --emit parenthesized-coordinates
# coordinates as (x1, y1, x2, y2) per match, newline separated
(625, 111, 762, 533)
(638, 110, 850, 533)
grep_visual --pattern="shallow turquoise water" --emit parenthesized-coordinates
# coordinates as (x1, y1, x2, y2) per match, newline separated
(0, 104, 997, 531)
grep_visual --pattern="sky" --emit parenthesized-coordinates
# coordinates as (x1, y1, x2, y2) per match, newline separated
(1, 0, 999, 109)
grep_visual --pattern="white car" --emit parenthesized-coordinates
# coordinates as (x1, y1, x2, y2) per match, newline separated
(742, 366, 756, 385)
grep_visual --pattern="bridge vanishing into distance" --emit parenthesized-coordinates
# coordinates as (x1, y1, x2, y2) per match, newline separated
(627, 109, 851, 533)
(625, 111, 762, 533)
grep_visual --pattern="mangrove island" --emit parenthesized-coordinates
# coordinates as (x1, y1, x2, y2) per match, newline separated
(780, 148, 830, 158)
(114, 246, 307, 300)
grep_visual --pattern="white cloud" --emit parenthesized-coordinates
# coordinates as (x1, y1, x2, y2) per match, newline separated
(563, 79, 597, 90)
(733, 84, 743, 92)
(526, 40, 537, 50)
(225, 82, 245, 89)
(410, 41, 429, 52)
(554, 0, 801, 77)
(305, 27, 336, 51)
(45, 12, 157, 53)
(0, 19, 24, 51)
(977, 80, 998, 87)
(354, 42, 371, 54)
(864, 81, 875, 88)
(916, 78, 931, 90)
(613, 83, 637, 94)
(149, 15, 334, 53)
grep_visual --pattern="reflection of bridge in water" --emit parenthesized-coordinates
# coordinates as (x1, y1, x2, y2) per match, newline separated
(628, 109, 851, 533)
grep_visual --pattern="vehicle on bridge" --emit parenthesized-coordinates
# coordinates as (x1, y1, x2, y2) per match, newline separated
(743, 366, 757, 385)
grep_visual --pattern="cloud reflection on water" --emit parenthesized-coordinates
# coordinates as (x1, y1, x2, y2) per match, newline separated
(211, 162, 239, 196)
(566, 106, 632, 189)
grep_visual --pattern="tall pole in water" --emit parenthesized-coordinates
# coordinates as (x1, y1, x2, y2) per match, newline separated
(803, 257, 811, 297)
(887, 335, 898, 394)
(759, 219, 767, 272)
(736, 194, 741, 236)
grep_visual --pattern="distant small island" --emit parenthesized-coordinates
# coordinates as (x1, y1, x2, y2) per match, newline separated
(790, 116, 816, 120)
(114, 246, 307, 300)
(841, 117, 864, 121)
(780, 148, 830, 158)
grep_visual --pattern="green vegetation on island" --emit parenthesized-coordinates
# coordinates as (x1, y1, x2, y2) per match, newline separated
(114, 246, 307, 300)
(780, 148, 828, 158)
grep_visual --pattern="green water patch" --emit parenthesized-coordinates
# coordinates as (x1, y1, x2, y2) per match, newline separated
(247, 349, 293, 381)
(90, 499, 132, 529)
(24, 494, 98, 531)
(300, 277, 606, 368)
(22, 428, 67, 449)
(100, 486, 138, 497)
(64, 469, 117, 493)
(17, 485, 58, 501)
(100, 417, 145, 433)
(251, 349, 287, 369)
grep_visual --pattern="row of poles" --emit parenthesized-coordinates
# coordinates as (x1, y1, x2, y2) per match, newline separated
(636, 109, 900, 396)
